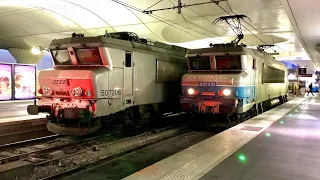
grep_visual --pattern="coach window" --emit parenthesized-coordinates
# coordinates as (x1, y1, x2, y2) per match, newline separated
(125, 52, 132, 67)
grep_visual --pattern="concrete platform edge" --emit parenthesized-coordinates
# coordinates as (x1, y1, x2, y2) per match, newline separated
(0, 114, 47, 126)
(123, 97, 306, 180)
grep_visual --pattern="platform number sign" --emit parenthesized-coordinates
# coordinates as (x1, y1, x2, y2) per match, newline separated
(101, 89, 121, 98)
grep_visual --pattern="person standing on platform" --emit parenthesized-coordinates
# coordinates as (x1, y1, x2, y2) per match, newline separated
(308, 83, 314, 96)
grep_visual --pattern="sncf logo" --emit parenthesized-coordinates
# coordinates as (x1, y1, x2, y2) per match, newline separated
(52, 79, 69, 85)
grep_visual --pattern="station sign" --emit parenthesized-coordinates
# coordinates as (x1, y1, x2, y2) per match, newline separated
(299, 74, 312, 77)
(298, 67, 307, 75)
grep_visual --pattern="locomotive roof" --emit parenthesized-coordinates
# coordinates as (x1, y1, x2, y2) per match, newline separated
(187, 46, 274, 59)
(49, 36, 188, 58)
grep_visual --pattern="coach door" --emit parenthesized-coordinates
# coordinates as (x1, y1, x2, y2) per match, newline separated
(123, 51, 133, 107)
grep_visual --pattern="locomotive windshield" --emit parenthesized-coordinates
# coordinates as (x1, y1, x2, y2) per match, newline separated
(189, 56, 211, 70)
(216, 55, 241, 70)
(75, 48, 103, 65)
(51, 50, 73, 65)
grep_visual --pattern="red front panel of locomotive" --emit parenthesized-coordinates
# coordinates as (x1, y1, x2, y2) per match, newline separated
(37, 69, 96, 99)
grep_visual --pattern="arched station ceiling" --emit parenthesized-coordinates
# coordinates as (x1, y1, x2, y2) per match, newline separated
(0, 0, 318, 68)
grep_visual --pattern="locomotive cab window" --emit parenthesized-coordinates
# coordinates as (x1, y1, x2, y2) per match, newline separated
(125, 52, 132, 67)
(51, 49, 73, 65)
(216, 55, 241, 70)
(75, 48, 103, 65)
(188, 56, 211, 70)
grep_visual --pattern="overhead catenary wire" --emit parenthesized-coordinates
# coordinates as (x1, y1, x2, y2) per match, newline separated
(222, 0, 294, 60)
(170, 0, 251, 45)
(145, 0, 164, 11)
(148, 13, 213, 44)
(169, 0, 229, 43)
(124, 6, 166, 41)
(110, 0, 219, 44)
(168, 0, 227, 43)
(215, 1, 267, 44)
(142, 0, 226, 14)
(111, 0, 289, 53)
(167, 0, 213, 44)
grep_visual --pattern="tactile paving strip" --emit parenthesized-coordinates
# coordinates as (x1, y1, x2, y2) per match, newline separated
(239, 126, 264, 132)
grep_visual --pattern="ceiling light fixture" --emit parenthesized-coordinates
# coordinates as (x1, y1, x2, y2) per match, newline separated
(31, 46, 50, 55)
(31, 47, 41, 55)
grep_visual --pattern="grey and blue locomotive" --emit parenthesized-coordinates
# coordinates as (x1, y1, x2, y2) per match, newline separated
(180, 45, 288, 121)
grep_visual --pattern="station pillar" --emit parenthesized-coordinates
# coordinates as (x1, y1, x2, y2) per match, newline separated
(8, 48, 45, 64)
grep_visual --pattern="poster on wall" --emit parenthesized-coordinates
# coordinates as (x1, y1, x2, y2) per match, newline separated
(14, 64, 36, 100)
(0, 64, 12, 100)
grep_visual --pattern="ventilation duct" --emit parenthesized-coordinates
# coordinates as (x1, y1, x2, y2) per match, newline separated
(8, 48, 45, 64)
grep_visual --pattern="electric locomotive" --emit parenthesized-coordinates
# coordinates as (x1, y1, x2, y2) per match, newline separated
(180, 44, 288, 121)
(28, 32, 187, 135)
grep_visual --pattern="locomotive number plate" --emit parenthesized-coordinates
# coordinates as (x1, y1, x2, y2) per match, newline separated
(52, 79, 69, 85)
(199, 82, 216, 87)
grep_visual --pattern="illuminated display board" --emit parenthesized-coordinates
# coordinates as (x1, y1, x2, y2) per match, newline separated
(14, 64, 36, 100)
(0, 64, 12, 100)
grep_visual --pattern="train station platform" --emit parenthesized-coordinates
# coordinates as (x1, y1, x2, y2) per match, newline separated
(0, 100, 49, 145)
(0, 100, 46, 125)
(124, 96, 318, 180)
(0, 100, 36, 118)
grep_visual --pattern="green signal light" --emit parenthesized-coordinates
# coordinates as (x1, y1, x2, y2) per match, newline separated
(238, 154, 246, 161)
(280, 121, 284, 124)
(266, 133, 271, 137)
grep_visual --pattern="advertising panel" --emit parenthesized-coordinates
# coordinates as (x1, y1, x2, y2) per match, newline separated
(0, 64, 12, 100)
(14, 64, 36, 100)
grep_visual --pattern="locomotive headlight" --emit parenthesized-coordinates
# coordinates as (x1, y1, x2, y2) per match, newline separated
(223, 89, 231, 96)
(187, 88, 195, 95)
(42, 86, 53, 95)
(187, 88, 199, 95)
(70, 87, 83, 96)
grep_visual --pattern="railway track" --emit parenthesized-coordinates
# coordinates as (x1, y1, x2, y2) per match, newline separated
(0, 134, 61, 150)
(0, 125, 187, 180)
(0, 128, 54, 146)
(0, 107, 276, 179)
(0, 128, 124, 166)
(37, 126, 186, 180)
